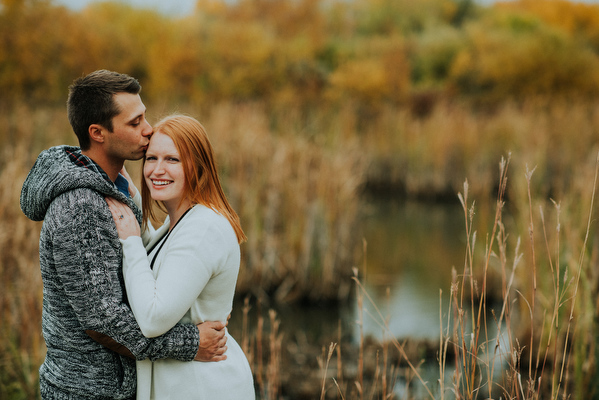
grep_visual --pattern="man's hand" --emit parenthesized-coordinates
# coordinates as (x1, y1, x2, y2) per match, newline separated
(194, 321, 227, 362)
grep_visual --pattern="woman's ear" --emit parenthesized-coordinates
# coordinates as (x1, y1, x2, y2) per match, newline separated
(88, 124, 105, 144)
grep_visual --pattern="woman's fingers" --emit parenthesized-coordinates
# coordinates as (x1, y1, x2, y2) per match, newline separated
(105, 197, 140, 238)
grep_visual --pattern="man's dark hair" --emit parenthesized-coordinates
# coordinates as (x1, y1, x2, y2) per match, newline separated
(67, 70, 141, 150)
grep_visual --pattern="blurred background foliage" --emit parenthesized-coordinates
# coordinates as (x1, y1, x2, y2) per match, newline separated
(4, 0, 599, 107)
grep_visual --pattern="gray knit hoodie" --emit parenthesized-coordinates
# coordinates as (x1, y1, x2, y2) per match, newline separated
(21, 145, 199, 400)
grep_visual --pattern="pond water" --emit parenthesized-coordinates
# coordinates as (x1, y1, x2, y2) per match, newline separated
(230, 196, 468, 344)
(227, 196, 497, 397)
(356, 196, 466, 341)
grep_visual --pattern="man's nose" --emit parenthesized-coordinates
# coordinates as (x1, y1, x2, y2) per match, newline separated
(142, 121, 153, 137)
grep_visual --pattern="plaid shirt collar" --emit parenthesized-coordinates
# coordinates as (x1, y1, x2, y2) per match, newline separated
(66, 148, 130, 198)
(66, 148, 110, 180)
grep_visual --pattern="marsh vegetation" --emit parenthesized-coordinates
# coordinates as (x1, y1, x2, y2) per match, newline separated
(3, 0, 599, 398)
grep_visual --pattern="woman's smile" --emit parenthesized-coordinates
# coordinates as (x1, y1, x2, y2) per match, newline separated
(144, 132, 188, 213)
(151, 179, 173, 186)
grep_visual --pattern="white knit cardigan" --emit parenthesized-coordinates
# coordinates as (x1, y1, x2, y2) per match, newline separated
(121, 197, 255, 400)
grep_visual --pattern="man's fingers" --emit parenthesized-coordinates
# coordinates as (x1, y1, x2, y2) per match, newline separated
(195, 320, 228, 363)
(202, 328, 225, 345)
(203, 320, 226, 331)
(206, 336, 226, 352)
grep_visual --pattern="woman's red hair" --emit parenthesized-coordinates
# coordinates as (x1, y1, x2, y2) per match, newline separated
(141, 114, 246, 244)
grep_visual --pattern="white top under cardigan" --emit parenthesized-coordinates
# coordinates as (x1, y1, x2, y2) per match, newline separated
(121, 194, 255, 400)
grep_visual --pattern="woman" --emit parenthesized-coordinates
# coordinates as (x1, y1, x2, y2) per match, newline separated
(106, 115, 255, 400)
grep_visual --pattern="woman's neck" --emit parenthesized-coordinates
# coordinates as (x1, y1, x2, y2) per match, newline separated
(166, 199, 193, 230)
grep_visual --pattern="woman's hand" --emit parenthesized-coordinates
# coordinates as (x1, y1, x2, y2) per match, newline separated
(105, 197, 140, 239)
(119, 165, 138, 198)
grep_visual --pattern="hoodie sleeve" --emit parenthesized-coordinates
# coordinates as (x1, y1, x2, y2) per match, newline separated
(48, 189, 198, 361)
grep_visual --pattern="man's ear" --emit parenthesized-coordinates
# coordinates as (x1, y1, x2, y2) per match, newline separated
(89, 124, 105, 144)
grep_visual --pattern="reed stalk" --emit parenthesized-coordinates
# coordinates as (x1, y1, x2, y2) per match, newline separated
(320, 343, 337, 400)
(337, 321, 344, 399)
(356, 266, 364, 400)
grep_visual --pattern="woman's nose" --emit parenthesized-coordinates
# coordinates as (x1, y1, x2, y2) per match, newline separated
(153, 160, 166, 174)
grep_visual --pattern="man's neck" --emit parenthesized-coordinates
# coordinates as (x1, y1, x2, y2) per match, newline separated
(81, 149, 122, 182)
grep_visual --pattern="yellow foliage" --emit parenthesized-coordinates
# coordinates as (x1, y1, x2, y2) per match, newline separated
(204, 21, 277, 99)
(328, 35, 409, 103)
(145, 22, 204, 103)
(0, 1, 92, 101)
(4, 0, 599, 107)
(78, 2, 167, 78)
(496, 0, 599, 49)
(227, 0, 325, 40)
(448, 11, 599, 101)
(330, 59, 389, 101)
(194, 0, 228, 16)
(353, 0, 459, 33)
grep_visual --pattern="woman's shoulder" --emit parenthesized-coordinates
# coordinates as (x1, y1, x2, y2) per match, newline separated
(187, 204, 228, 224)
(181, 205, 236, 239)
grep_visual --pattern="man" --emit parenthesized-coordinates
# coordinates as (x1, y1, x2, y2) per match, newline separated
(20, 70, 227, 399)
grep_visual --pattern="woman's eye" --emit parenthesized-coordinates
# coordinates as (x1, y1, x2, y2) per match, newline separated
(146, 156, 157, 161)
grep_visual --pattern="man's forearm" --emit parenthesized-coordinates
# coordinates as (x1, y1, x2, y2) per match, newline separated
(86, 323, 199, 362)
(86, 330, 135, 359)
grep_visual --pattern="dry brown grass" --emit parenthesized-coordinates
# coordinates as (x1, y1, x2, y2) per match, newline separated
(314, 155, 599, 400)
(0, 132, 45, 399)
(3, 98, 599, 399)
(363, 98, 599, 205)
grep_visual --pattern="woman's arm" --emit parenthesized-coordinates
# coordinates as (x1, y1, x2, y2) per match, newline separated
(106, 200, 230, 338)
(103, 198, 229, 360)
(119, 222, 221, 337)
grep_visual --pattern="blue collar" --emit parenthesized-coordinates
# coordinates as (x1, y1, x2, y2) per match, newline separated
(114, 173, 131, 198)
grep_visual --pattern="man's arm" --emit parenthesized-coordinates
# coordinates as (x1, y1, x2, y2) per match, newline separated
(86, 321, 228, 361)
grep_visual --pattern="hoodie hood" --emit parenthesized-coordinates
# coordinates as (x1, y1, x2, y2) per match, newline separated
(21, 145, 135, 221)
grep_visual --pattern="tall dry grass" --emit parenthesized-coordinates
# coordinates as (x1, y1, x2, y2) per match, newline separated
(202, 102, 366, 303)
(3, 98, 599, 399)
(313, 156, 599, 400)
(317, 153, 599, 400)
(363, 98, 599, 205)
(0, 104, 72, 399)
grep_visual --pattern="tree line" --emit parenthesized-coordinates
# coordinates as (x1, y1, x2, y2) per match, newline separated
(2, 0, 599, 108)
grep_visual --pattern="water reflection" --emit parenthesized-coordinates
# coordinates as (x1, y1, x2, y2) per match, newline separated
(357, 197, 465, 341)
(228, 197, 503, 398)
(230, 197, 467, 344)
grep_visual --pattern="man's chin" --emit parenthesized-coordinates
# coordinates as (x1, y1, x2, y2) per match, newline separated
(128, 151, 146, 161)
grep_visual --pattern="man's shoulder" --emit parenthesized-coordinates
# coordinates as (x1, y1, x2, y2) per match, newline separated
(43, 189, 118, 247)
(51, 187, 106, 207)
(45, 188, 110, 223)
